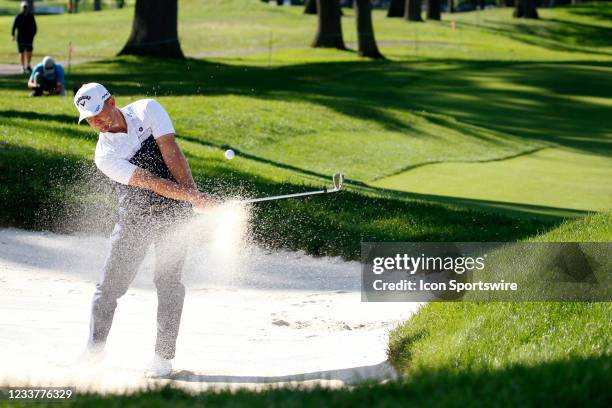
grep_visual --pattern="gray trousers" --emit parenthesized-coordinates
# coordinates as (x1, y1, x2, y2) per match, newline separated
(88, 215, 187, 359)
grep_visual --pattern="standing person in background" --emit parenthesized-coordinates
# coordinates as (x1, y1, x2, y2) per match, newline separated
(11, 1, 37, 74)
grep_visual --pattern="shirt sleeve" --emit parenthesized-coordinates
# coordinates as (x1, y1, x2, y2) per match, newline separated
(28, 65, 41, 82)
(95, 154, 137, 185)
(11, 15, 17, 36)
(145, 99, 175, 138)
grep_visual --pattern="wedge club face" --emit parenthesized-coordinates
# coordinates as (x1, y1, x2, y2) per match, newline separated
(332, 172, 344, 191)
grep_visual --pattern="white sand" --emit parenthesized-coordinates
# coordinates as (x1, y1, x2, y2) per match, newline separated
(0, 227, 421, 393)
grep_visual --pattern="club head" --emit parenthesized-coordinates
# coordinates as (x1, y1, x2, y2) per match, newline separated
(332, 172, 344, 190)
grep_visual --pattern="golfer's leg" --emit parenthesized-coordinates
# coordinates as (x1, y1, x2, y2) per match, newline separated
(152, 223, 187, 359)
(88, 222, 151, 349)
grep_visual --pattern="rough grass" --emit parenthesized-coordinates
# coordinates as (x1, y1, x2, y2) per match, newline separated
(387, 213, 611, 404)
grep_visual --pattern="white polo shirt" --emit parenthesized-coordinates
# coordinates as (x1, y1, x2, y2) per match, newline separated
(94, 99, 175, 185)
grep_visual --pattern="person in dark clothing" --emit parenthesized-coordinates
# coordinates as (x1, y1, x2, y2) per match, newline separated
(11, 2, 37, 74)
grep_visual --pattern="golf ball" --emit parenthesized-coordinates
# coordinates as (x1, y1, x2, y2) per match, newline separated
(224, 149, 235, 160)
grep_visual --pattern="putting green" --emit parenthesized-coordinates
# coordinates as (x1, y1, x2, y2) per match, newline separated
(373, 148, 612, 217)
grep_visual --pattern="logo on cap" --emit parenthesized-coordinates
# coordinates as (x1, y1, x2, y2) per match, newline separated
(77, 95, 91, 107)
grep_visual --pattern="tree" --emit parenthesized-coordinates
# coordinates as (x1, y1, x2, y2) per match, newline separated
(304, 0, 317, 14)
(68, 0, 78, 13)
(513, 0, 538, 18)
(355, 0, 384, 59)
(387, 0, 405, 17)
(93, 0, 102, 11)
(311, 0, 346, 49)
(405, 0, 423, 21)
(448, 0, 454, 13)
(119, 0, 184, 58)
(427, 0, 441, 20)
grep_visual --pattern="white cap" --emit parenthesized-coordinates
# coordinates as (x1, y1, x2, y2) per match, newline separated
(74, 83, 111, 123)
(20, 1, 28, 8)
(42, 56, 55, 72)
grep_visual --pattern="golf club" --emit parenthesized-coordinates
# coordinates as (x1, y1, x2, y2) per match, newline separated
(195, 172, 344, 213)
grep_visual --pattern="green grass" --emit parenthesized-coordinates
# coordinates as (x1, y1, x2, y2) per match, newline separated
(1, 1, 612, 64)
(374, 148, 612, 213)
(1, 2, 611, 406)
(1, 1, 611, 257)
(387, 213, 611, 406)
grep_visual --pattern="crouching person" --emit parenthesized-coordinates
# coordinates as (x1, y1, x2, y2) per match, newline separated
(28, 56, 65, 97)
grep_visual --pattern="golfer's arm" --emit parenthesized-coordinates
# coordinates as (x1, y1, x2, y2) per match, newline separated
(128, 168, 212, 206)
(156, 134, 196, 189)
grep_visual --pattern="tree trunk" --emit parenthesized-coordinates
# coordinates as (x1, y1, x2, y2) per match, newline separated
(119, 0, 184, 58)
(479, 0, 485, 9)
(312, 0, 346, 49)
(505, 0, 515, 7)
(387, 0, 405, 17)
(405, 0, 423, 21)
(427, 0, 441, 20)
(448, 0, 454, 13)
(116, 0, 125, 8)
(304, 0, 317, 14)
(513, 0, 538, 18)
(67, 0, 78, 13)
(93, 0, 102, 11)
(355, 0, 384, 59)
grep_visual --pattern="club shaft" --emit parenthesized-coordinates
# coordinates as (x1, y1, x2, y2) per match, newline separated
(239, 188, 338, 204)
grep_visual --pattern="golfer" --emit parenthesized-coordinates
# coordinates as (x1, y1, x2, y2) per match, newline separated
(74, 83, 215, 377)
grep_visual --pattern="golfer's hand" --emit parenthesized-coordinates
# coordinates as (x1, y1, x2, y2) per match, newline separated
(191, 191, 218, 211)
(11, 36, 15, 41)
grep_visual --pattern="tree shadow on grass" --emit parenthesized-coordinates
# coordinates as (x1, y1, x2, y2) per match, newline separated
(0, 109, 77, 125)
(67, 355, 611, 405)
(466, 17, 612, 54)
(396, 355, 611, 406)
(172, 360, 395, 385)
(82, 58, 612, 155)
(565, 3, 612, 24)
(1, 57, 610, 159)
